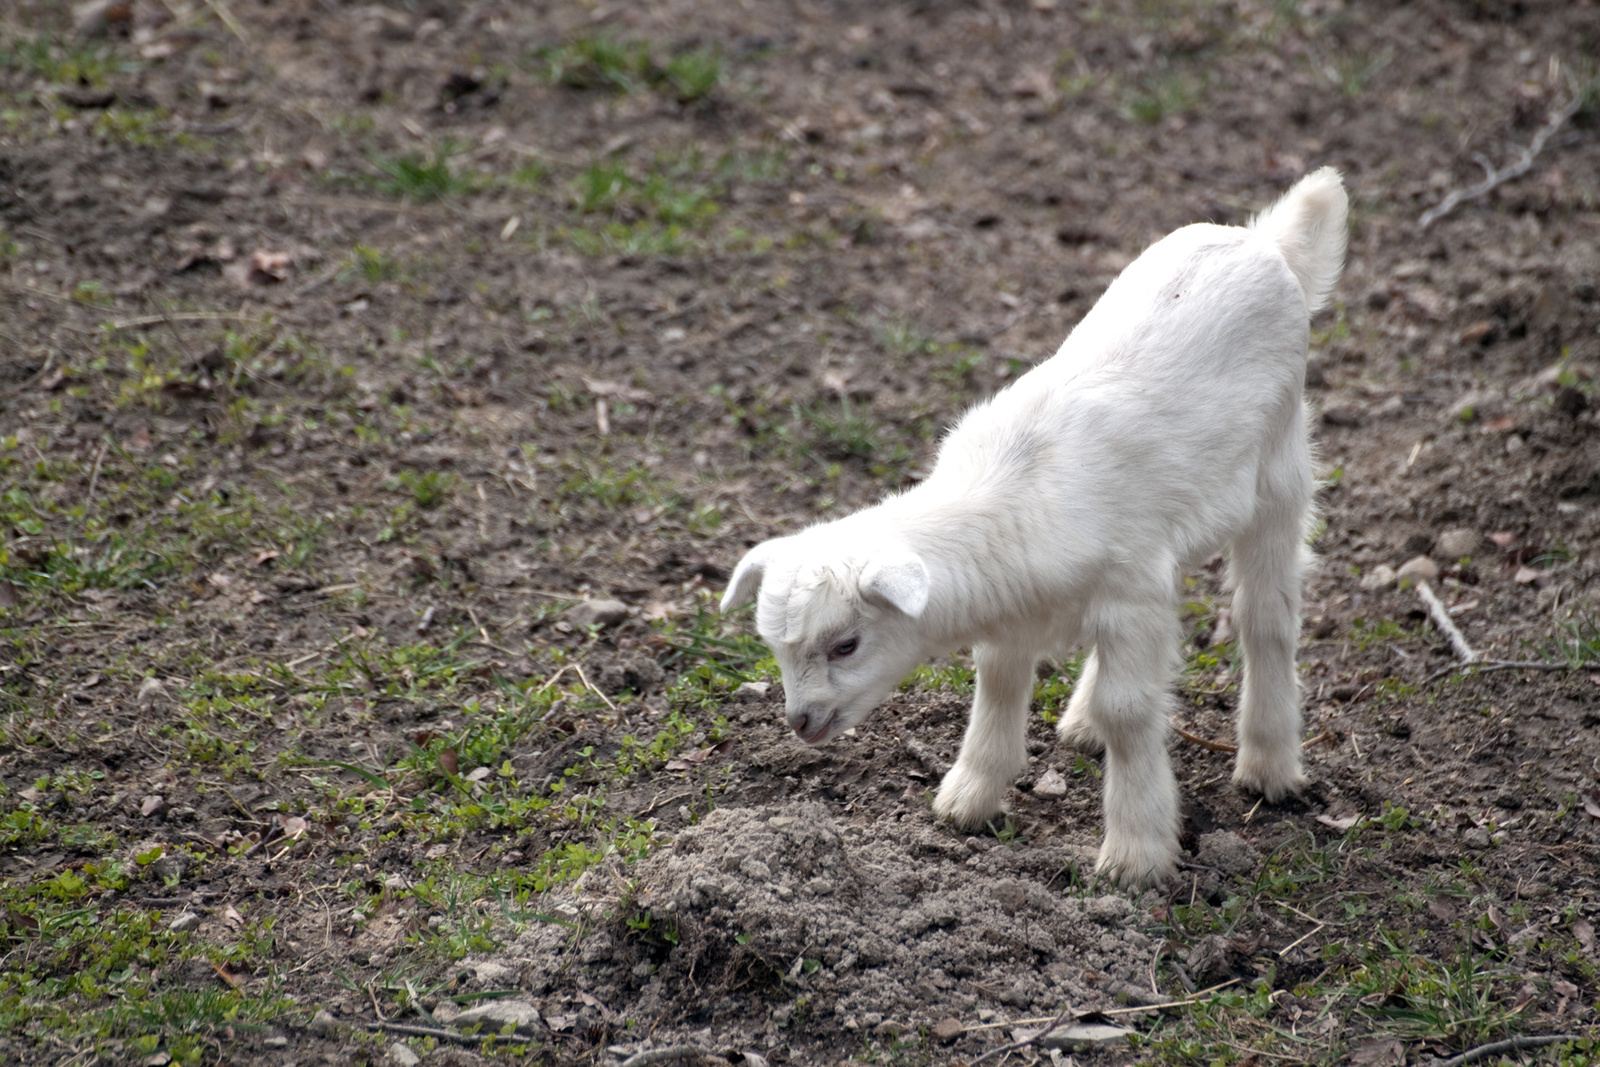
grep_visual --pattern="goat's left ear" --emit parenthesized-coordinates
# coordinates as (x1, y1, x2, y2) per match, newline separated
(860, 550, 930, 618)
(722, 538, 786, 612)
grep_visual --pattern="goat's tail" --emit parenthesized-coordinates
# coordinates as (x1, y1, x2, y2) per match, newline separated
(1250, 167, 1347, 316)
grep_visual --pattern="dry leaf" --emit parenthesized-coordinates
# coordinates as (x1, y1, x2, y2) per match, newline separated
(438, 748, 459, 776)
(140, 795, 166, 817)
(1315, 812, 1360, 831)
(280, 815, 309, 839)
(1349, 1036, 1403, 1067)
(1574, 918, 1595, 956)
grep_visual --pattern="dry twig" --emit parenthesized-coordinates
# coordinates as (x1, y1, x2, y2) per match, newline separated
(1174, 726, 1237, 754)
(619, 1047, 718, 1067)
(1420, 94, 1582, 228)
(1437, 1034, 1578, 1067)
(968, 1002, 1078, 1065)
(1416, 580, 1478, 664)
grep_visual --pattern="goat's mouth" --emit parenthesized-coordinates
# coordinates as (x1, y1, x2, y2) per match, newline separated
(795, 714, 837, 745)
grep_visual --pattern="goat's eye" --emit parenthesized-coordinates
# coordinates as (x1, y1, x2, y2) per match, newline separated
(827, 637, 858, 661)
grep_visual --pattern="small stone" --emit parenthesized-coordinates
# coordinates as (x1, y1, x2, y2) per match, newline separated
(389, 1042, 420, 1067)
(977, 1008, 997, 1023)
(1195, 830, 1260, 878)
(732, 681, 771, 703)
(136, 677, 165, 707)
(140, 794, 167, 818)
(469, 960, 514, 986)
(1358, 564, 1397, 591)
(262, 1036, 288, 1049)
(1032, 767, 1068, 798)
(931, 1017, 965, 1045)
(307, 1009, 340, 1037)
(455, 999, 541, 1034)
(168, 911, 202, 933)
(565, 598, 630, 629)
(1035, 1023, 1133, 1050)
(1463, 827, 1491, 850)
(1396, 556, 1439, 582)
(766, 816, 795, 829)
(1437, 528, 1480, 559)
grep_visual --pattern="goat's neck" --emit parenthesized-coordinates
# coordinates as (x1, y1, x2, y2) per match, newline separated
(874, 488, 1057, 649)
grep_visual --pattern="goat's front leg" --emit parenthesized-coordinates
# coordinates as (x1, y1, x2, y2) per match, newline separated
(932, 643, 1035, 831)
(1082, 596, 1181, 888)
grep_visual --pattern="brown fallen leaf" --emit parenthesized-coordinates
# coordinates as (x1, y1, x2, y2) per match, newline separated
(438, 747, 459, 777)
(1315, 812, 1360, 831)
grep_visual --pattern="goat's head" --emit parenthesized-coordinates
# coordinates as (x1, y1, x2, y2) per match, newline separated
(722, 532, 931, 745)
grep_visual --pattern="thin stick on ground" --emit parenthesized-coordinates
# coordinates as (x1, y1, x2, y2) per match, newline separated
(1417, 580, 1478, 664)
(619, 1047, 719, 1067)
(1426, 657, 1600, 685)
(1437, 1034, 1578, 1067)
(968, 1002, 1078, 1066)
(1420, 93, 1582, 228)
(365, 1020, 526, 1046)
(1174, 725, 1237, 754)
(84, 439, 109, 506)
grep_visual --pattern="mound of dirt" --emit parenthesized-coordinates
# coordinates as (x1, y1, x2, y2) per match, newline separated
(507, 802, 1180, 1060)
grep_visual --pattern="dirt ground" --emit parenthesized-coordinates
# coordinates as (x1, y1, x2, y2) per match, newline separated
(3, 1, 1600, 1065)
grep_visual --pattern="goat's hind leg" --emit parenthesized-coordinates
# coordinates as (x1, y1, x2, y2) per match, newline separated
(933, 642, 1035, 831)
(1229, 460, 1312, 800)
(1055, 650, 1104, 754)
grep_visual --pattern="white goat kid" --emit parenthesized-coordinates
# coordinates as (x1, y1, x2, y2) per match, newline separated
(722, 169, 1347, 887)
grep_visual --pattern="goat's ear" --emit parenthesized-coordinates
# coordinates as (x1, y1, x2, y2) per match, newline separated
(860, 550, 930, 618)
(722, 539, 782, 612)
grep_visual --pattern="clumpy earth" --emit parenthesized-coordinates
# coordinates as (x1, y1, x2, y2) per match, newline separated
(2, 0, 1600, 1065)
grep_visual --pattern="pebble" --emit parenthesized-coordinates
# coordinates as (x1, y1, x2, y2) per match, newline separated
(168, 911, 202, 933)
(1463, 827, 1492, 850)
(455, 999, 542, 1034)
(732, 681, 771, 703)
(1358, 564, 1397, 591)
(1396, 555, 1439, 582)
(262, 1036, 288, 1048)
(1032, 767, 1068, 798)
(1437, 528, 1480, 559)
(1027, 1023, 1133, 1050)
(931, 1017, 965, 1045)
(307, 1009, 340, 1037)
(136, 676, 165, 707)
(389, 1043, 420, 1067)
(565, 598, 630, 629)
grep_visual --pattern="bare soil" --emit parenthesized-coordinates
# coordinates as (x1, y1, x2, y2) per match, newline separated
(2, 1, 1600, 1065)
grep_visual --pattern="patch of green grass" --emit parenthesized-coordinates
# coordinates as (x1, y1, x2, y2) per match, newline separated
(799, 398, 894, 463)
(1349, 616, 1417, 652)
(396, 469, 455, 509)
(537, 34, 653, 92)
(557, 458, 671, 511)
(0, 32, 133, 85)
(534, 35, 723, 102)
(1123, 68, 1202, 124)
(1314, 47, 1392, 97)
(660, 47, 722, 102)
(372, 142, 474, 202)
(350, 243, 398, 282)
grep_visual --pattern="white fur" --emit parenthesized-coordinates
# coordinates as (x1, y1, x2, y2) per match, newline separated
(723, 169, 1347, 887)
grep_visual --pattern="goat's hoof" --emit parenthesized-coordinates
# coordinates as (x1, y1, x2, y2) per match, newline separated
(932, 766, 1008, 832)
(1232, 756, 1308, 803)
(1055, 715, 1104, 754)
(1095, 835, 1178, 889)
